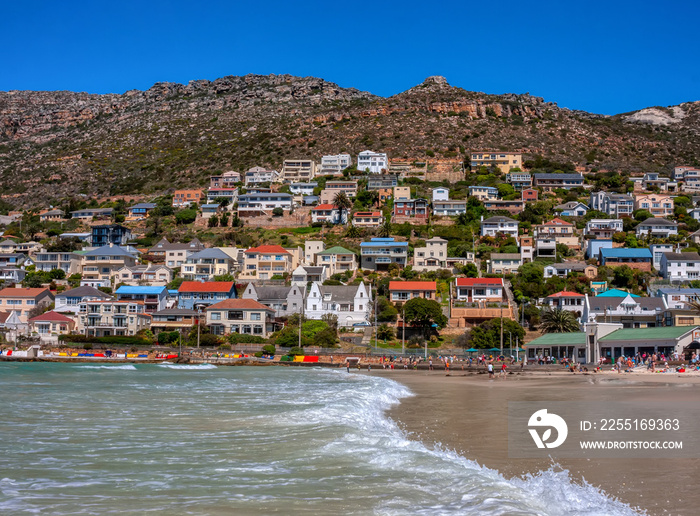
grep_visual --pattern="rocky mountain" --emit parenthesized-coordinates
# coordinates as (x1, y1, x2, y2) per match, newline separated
(0, 74, 698, 208)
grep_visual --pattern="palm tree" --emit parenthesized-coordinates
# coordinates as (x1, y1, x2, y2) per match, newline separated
(377, 215, 392, 238)
(684, 299, 700, 314)
(539, 308, 580, 333)
(333, 191, 353, 224)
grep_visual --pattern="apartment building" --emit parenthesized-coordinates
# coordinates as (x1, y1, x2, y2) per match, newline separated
(468, 185, 499, 201)
(34, 251, 78, 274)
(311, 205, 347, 225)
(470, 152, 522, 174)
(635, 218, 678, 239)
(206, 187, 239, 206)
(76, 245, 139, 287)
(76, 299, 151, 337)
(357, 150, 388, 174)
(172, 190, 203, 207)
(209, 171, 241, 188)
(55, 285, 114, 314)
(315, 246, 358, 275)
(92, 225, 132, 247)
(367, 175, 398, 190)
(360, 238, 408, 271)
(323, 180, 358, 198)
(289, 182, 318, 196)
(115, 286, 169, 313)
(319, 154, 352, 176)
(660, 252, 700, 281)
(635, 194, 674, 218)
(126, 203, 156, 221)
(0, 287, 54, 323)
(150, 309, 200, 334)
(206, 299, 276, 337)
(244, 166, 280, 185)
(112, 264, 172, 286)
(584, 219, 623, 239)
(393, 198, 429, 220)
(237, 193, 293, 214)
(589, 192, 635, 217)
(532, 173, 584, 191)
(480, 216, 519, 238)
(413, 237, 448, 271)
(177, 281, 237, 310)
(433, 200, 467, 216)
(148, 238, 205, 268)
(282, 159, 316, 182)
(241, 245, 299, 280)
(182, 248, 237, 281)
(506, 172, 532, 190)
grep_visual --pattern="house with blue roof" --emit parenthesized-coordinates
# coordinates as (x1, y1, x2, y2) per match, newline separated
(599, 248, 653, 271)
(115, 285, 169, 313)
(360, 238, 408, 271)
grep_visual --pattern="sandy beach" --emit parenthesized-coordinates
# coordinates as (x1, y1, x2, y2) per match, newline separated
(380, 367, 700, 516)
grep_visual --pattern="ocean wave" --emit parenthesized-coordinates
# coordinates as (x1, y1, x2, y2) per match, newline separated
(157, 363, 217, 370)
(78, 364, 137, 370)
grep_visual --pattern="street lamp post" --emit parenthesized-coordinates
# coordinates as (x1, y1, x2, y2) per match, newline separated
(401, 306, 405, 356)
(197, 306, 202, 350)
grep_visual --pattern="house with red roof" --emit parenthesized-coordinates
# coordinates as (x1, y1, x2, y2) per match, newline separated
(311, 204, 347, 225)
(177, 281, 237, 310)
(205, 299, 276, 337)
(543, 291, 585, 314)
(454, 278, 503, 302)
(240, 245, 302, 280)
(389, 281, 437, 303)
(29, 311, 76, 337)
(0, 287, 54, 323)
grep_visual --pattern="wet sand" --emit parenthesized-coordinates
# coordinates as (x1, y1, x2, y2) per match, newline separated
(381, 369, 700, 515)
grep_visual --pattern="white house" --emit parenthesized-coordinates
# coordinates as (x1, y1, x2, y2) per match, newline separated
(305, 281, 371, 327)
(320, 154, 352, 176)
(357, 150, 388, 174)
(660, 252, 700, 281)
(543, 291, 585, 315)
(635, 218, 678, 239)
(244, 166, 280, 185)
(454, 278, 503, 302)
(289, 182, 318, 196)
(584, 219, 624, 238)
(432, 187, 449, 202)
(480, 216, 519, 238)
(311, 204, 347, 225)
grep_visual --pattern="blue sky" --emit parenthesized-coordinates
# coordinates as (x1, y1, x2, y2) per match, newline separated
(3, 0, 698, 115)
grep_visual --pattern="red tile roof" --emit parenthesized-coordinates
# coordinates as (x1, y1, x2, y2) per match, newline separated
(547, 291, 584, 298)
(355, 211, 382, 216)
(455, 278, 503, 287)
(178, 281, 236, 293)
(28, 311, 74, 323)
(206, 299, 274, 311)
(0, 287, 52, 298)
(245, 245, 290, 255)
(389, 281, 437, 291)
(542, 217, 574, 226)
(312, 204, 337, 211)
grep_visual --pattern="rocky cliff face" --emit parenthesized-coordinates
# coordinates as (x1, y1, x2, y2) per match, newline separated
(0, 74, 698, 208)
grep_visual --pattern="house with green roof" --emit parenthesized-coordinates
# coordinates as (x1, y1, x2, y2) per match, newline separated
(315, 245, 357, 275)
(525, 323, 699, 363)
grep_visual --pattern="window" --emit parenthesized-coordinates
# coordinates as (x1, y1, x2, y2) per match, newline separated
(251, 313, 261, 321)
(211, 312, 221, 320)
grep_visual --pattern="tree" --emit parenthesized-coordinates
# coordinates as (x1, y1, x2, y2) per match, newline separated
(213, 197, 231, 209)
(377, 216, 392, 238)
(376, 296, 399, 322)
(403, 298, 447, 337)
(333, 191, 352, 223)
(612, 265, 635, 289)
(208, 215, 219, 228)
(219, 211, 230, 227)
(377, 324, 395, 341)
(539, 308, 579, 333)
(321, 313, 338, 331)
(175, 209, 197, 225)
(272, 207, 284, 217)
(458, 318, 525, 349)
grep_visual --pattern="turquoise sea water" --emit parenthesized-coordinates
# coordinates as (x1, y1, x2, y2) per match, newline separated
(0, 363, 638, 515)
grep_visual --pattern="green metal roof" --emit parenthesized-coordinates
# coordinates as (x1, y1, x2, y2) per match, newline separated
(317, 246, 355, 255)
(525, 332, 587, 347)
(599, 326, 698, 342)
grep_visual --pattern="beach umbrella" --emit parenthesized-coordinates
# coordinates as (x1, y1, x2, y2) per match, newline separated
(489, 347, 501, 352)
(466, 348, 478, 353)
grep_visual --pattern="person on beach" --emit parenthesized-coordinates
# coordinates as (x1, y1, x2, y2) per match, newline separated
(429, 358, 433, 371)
(500, 362, 507, 378)
(487, 362, 494, 379)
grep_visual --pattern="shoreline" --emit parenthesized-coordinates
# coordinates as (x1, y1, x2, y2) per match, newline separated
(379, 370, 700, 516)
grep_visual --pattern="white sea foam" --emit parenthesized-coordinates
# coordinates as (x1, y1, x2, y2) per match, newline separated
(158, 363, 217, 370)
(78, 364, 137, 370)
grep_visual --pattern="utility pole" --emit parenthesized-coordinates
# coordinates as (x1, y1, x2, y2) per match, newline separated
(402, 306, 405, 356)
(197, 306, 202, 351)
(500, 268, 504, 357)
(298, 295, 304, 348)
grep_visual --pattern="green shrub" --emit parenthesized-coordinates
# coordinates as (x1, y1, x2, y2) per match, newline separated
(262, 344, 276, 355)
(59, 335, 152, 346)
(254, 351, 263, 358)
(227, 334, 267, 344)
(83, 343, 93, 350)
(288, 346, 305, 356)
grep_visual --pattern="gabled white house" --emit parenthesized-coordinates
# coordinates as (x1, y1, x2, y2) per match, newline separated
(304, 281, 371, 327)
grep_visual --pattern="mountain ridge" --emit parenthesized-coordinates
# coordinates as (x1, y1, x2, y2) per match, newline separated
(0, 74, 699, 208)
